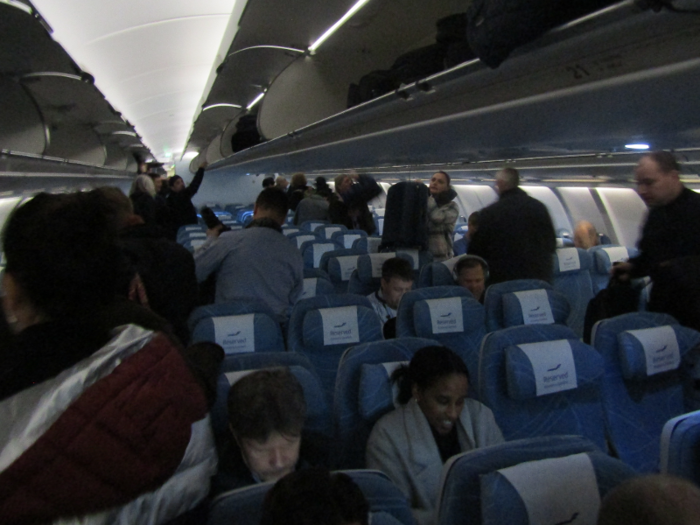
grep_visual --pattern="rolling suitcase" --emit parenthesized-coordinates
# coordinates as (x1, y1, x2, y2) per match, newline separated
(380, 181, 429, 251)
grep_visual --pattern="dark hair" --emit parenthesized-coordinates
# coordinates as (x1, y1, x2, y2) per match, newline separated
(381, 257, 414, 282)
(434, 171, 451, 185)
(256, 187, 289, 221)
(467, 211, 480, 227)
(260, 468, 369, 525)
(2, 192, 123, 320)
(644, 151, 681, 173)
(454, 255, 488, 274)
(168, 175, 183, 188)
(392, 346, 469, 405)
(227, 368, 306, 441)
(262, 176, 276, 188)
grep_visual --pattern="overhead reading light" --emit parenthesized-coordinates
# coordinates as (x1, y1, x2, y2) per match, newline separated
(246, 92, 265, 111)
(111, 130, 138, 137)
(202, 103, 242, 111)
(308, 0, 371, 53)
(625, 143, 650, 150)
(182, 151, 199, 161)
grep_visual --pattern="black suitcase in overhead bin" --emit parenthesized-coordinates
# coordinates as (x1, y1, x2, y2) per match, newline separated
(391, 43, 447, 85)
(380, 181, 429, 251)
(466, 0, 617, 68)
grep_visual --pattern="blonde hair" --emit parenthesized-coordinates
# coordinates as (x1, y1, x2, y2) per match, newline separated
(130, 175, 156, 198)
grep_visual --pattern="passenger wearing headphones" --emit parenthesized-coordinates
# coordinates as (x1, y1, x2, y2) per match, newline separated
(453, 255, 489, 303)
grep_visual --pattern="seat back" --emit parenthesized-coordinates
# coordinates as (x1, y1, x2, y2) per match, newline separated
(552, 247, 595, 338)
(479, 324, 606, 449)
(211, 352, 332, 462)
(281, 226, 301, 237)
(436, 436, 635, 525)
(660, 409, 700, 484)
(300, 219, 329, 232)
(417, 256, 462, 288)
(300, 239, 344, 269)
(333, 337, 439, 469)
(300, 276, 336, 300)
(396, 286, 485, 394)
(347, 253, 401, 296)
(331, 229, 369, 251)
(592, 312, 700, 472)
(188, 301, 284, 354)
(208, 469, 414, 525)
(483, 279, 569, 333)
(324, 249, 365, 294)
(589, 245, 639, 293)
(288, 294, 383, 403)
(288, 231, 322, 250)
(316, 224, 347, 239)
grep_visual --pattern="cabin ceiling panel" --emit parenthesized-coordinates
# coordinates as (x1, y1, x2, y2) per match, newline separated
(0, 4, 76, 76)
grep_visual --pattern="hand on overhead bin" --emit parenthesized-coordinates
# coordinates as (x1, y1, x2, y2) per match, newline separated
(200, 161, 209, 170)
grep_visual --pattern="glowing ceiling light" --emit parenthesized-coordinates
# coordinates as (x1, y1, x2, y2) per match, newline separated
(182, 151, 199, 160)
(308, 0, 371, 53)
(246, 92, 265, 111)
(625, 143, 650, 150)
(202, 103, 242, 111)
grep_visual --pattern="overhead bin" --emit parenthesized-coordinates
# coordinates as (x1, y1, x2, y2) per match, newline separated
(209, 3, 700, 177)
(43, 124, 107, 166)
(0, 78, 48, 155)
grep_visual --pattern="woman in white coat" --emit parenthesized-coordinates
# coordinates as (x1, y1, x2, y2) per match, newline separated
(366, 346, 504, 525)
(427, 171, 459, 262)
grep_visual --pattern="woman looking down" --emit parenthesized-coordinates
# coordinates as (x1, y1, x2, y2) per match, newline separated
(427, 171, 459, 261)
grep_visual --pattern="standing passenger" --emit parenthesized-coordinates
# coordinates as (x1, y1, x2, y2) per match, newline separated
(427, 171, 459, 261)
(469, 167, 556, 284)
(611, 151, 700, 330)
(194, 188, 303, 324)
(366, 346, 504, 525)
(287, 172, 308, 212)
(329, 173, 381, 234)
(129, 174, 157, 226)
(167, 161, 208, 235)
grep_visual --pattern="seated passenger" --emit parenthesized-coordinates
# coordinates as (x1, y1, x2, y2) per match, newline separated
(574, 220, 600, 249)
(0, 192, 216, 524)
(453, 255, 489, 302)
(366, 346, 504, 525)
(212, 368, 308, 495)
(598, 475, 700, 525)
(453, 211, 479, 256)
(194, 188, 304, 323)
(261, 468, 369, 525)
(367, 257, 414, 333)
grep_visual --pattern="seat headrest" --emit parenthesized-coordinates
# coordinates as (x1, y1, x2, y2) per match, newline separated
(502, 289, 561, 327)
(593, 246, 630, 273)
(328, 255, 360, 282)
(505, 339, 603, 400)
(358, 361, 408, 421)
(480, 452, 601, 525)
(618, 325, 683, 379)
(302, 305, 380, 348)
(212, 313, 256, 354)
(553, 247, 593, 274)
(413, 297, 484, 337)
(357, 253, 398, 283)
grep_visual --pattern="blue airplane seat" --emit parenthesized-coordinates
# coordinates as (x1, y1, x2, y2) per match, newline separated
(300, 276, 336, 300)
(396, 286, 484, 395)
(660, 409, 700, 484)
(300, 239, 344, 269)
(417, 255, 471, 288)
(589, 245, 639, 293)
(300, 219, 329, 232)
(288, 294, 383, 404)
(331, 229, 369, 251)
(188, 301, 285, 355)
(436, 436, 635, 525)
(316, 224, 347, 239)
(281, 226, 301, 237)
(483, 279, 569, 333)
(552, 247, 595, 338)
(479, 324, 606, 449)
(208, 469, 414, 525)
(322, 249, 366, 294)
(287, 231, 322, 250)
(333, 337, 439, 469)
(592, 312, 700, 472)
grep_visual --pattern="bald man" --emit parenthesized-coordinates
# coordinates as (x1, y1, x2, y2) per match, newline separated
(574, 220, 600, 249)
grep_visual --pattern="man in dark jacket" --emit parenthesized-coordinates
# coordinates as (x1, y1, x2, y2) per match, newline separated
(328, 173, 381, 234)
(469, 167, 556, 285)
(612, 152, 700, 329)
(167, 161, 208, 237)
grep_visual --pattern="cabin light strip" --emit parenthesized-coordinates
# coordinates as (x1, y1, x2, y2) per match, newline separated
(202, 103, 242, 111)
(246, 92, 265, 111)
(308, 0, 371, 52)
(1, 0, 32, 14)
